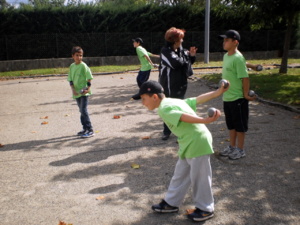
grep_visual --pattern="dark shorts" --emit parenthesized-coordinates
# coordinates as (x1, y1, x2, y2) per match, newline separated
(223, 98, 249, 132)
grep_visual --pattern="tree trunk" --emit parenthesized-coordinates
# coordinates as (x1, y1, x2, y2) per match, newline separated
(279, 12, 294, 74)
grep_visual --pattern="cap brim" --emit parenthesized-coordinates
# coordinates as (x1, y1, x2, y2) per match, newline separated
(218, 35, 227, 39)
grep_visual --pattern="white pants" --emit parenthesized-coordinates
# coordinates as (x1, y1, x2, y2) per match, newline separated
(164, 155, 214, 212)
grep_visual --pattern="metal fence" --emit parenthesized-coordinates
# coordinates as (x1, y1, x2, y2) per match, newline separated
(0, 30, 287, 61)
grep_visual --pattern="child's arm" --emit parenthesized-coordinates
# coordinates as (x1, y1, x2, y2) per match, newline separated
(196, 83, 229, 105)
(150, 53, 160, 58)
(180, 109, 221, 124)
(144, 55, 158, 68)
(242, 77, 256, 101)
(82, 79, 92, 94)
(69, 81, 78, 96)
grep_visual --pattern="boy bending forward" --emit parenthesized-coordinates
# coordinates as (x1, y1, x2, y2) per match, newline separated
(139, 80, 228, 222)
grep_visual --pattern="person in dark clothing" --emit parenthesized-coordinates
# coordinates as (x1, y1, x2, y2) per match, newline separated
(159, 27, 198, 140)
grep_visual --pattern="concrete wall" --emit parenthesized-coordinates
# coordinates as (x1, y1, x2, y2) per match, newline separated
(0, 50, 299, 72)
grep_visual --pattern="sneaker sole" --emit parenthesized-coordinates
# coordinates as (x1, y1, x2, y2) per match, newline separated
(219, 153, 230, 157)
(81, 134, 95, 138)
(229, 154, 245, 160)
(152, 208, 179, 213)
(188, 213, 214, 222)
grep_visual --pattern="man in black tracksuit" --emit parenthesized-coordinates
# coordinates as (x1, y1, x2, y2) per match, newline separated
(159, 27, 197, 140)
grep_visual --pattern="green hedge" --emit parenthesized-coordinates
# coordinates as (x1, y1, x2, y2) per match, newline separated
(0, 4, 294, 60)
(0, 5, 270, 34)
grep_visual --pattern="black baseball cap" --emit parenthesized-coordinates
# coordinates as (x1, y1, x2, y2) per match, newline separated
(139, 80, 164, 96)
(132, 37, 143, 44)
(219, 30, 241, 41)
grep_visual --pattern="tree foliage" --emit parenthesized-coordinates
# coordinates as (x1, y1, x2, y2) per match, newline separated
(221, 0, 300, 73)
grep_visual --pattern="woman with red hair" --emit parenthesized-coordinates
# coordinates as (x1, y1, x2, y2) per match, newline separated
(159, 27, 198, 140)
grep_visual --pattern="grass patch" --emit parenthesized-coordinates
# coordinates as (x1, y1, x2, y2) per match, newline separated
(0, 65, 140, 78)
(198, 67, 300, 107)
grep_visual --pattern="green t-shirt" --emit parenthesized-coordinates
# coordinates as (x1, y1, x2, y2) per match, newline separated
(136, 46, 153, 71)
(222, 51, 248, 102)
(158, 97, 213, 159)
(67, 62, 93, 99)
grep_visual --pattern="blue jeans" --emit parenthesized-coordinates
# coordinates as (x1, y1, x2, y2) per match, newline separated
(76, 96, 93, 131)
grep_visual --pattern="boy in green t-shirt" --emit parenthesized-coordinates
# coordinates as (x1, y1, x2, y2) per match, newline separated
(138, 80, 228, 222)
(67, 46, 94, 138)
(131, 38, 159, 100)
(218, 30, 256, 159)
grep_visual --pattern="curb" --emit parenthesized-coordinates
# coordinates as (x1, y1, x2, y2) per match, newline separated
(199, 78, 300, 114)
(257, 97, 300, 114)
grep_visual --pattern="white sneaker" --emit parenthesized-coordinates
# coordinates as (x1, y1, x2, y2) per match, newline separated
(229, 148, 246, 160)
(219, 145, 235, 156)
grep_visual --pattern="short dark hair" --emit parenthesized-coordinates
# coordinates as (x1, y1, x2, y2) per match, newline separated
(72, 46, 83, 55)
(132, 38, 143, 44)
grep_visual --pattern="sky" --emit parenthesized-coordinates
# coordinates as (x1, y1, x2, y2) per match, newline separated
(7, 0, 28, 4)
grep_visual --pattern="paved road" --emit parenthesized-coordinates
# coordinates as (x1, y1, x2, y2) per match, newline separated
(0, 72, 299, 225)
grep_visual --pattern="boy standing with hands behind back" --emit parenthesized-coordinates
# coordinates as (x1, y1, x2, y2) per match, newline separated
(218, 30, 256, 159)
(68, 46, 94, 138)
(131, 38, 159, 100)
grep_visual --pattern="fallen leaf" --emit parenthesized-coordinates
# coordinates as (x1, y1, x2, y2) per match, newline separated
(225, 139, 230, 142)
(96, 195, 105, 200)
(219, 128, 225, 131)
(142, 136, 151, 139)
(31, 131, 37, 133)
(120, 77, 123, 79)
(184, 208, 196, 215)
(131, 163, 140, 169)
(113, 115, 121, 119)
(220, 141, 224, 144)
(65, 114, 70, 117)
(40, 116, 48, 119)
(57, 221, 73, 225)
(0, 144, 4, 148)
(95, 130, 100, 133)
(41, 121, 48, 125)
(293, 115, 300, 119)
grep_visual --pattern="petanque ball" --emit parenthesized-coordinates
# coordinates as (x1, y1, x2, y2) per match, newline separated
(219, 79, 229, 88)
(256, 65, 263, 71)
(207, 107, 217, 117)
(248, 90, 256, 97)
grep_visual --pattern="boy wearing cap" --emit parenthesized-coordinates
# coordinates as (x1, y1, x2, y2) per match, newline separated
(218, 30, 256, 160)
(139, 80, 228, 222)
(131, 38, 159, 100)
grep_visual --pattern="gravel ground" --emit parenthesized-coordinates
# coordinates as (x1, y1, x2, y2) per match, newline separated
(0, 72, 299, 225)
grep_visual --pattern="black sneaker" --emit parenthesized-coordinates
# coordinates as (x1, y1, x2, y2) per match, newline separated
(131, 93, 141, 100)
(161, 134, 170, 141)
(187, 208, 214, 222)
(81, 130, 94, 138)
(152, 199, 179, 213)
(77, 129, 86, 136)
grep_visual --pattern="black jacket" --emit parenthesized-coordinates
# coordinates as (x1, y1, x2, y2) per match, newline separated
(158, 45, 195, 98)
